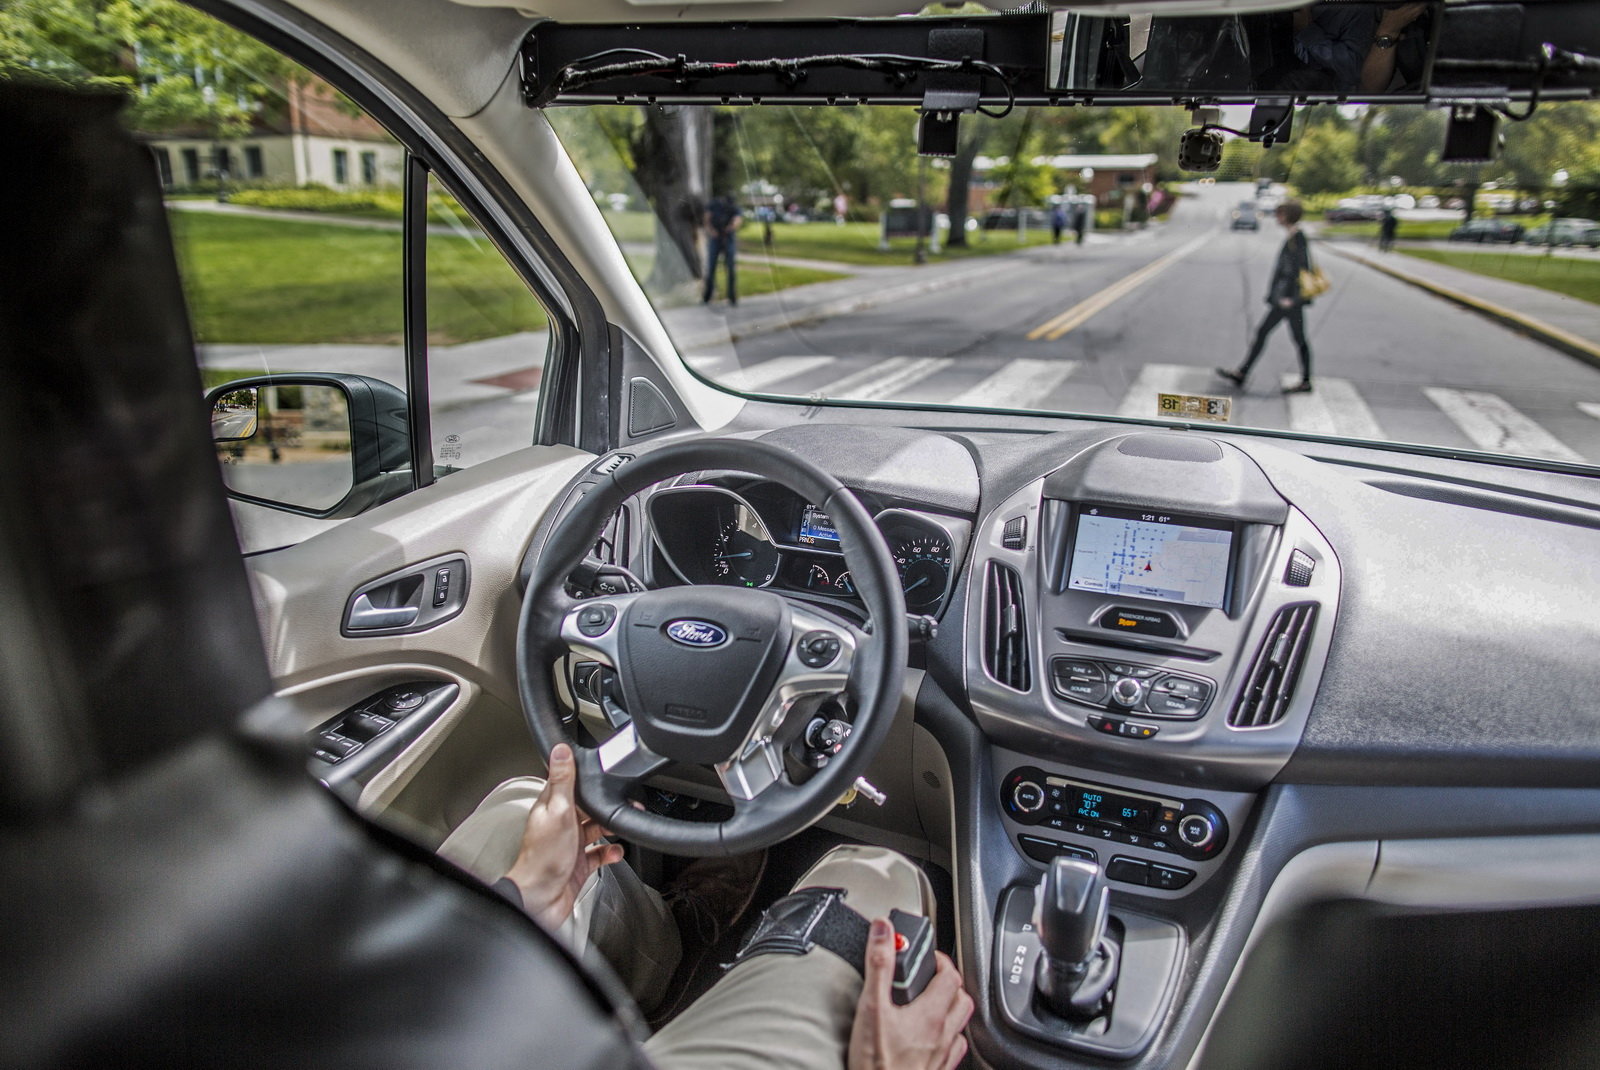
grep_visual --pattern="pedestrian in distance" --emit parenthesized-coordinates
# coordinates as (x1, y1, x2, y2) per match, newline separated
(1072, 202, 1088, 245)
(702, 194, 744, 306)
(1378, 207, 1398, 252)
(1051, 202, 1067, 244)
(1218, 199, 1317, 394)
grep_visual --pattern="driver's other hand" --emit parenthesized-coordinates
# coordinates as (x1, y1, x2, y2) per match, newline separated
(848, 918, 973, 1070)
(501, 743, 624, 930)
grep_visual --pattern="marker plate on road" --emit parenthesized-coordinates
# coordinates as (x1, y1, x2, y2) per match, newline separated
(1157, 392, 1232, 423)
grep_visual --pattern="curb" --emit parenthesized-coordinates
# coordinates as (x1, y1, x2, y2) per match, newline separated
(1323, 244, 1600, 372)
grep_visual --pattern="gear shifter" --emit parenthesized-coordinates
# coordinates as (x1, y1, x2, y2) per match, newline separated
(1032, 857, 1121, 1021)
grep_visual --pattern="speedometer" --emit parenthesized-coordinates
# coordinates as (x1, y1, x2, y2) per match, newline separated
(893, 534, 952, 610)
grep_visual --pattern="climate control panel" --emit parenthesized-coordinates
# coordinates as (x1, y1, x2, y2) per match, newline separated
(1001, 766, 1229, 864)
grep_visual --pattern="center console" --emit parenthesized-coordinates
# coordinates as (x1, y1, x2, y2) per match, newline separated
(962, 432, 1341, 1059)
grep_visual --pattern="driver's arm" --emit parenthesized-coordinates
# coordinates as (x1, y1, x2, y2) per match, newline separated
(848, 917, 974, 1070)
(499, 743, 625, 929)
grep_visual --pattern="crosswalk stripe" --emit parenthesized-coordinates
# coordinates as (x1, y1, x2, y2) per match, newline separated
(814, 356, 950, 400)
(1424, 388, 1584, 463)
(948, 359, 1080, 410)
(1281, 376, 1384, 439)
(717, 355, 839, 391)
(1027, 236, 1208, 341)
(1579, 401, 1600, 422)
(1116, 364, 1203, 419)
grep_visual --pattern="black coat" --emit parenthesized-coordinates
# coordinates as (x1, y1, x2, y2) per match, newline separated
(1267, 230, 1312, 307)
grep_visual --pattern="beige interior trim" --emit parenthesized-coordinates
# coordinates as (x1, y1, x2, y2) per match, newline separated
(249, 442, 590, 724)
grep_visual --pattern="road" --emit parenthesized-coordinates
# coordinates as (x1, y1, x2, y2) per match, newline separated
(687, 181, 1600, 465)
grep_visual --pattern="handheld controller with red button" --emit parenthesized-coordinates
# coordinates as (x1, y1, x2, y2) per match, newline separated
(889, 908, 936, 1005)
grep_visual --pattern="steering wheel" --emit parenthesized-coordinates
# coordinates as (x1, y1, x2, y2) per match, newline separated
(517, 439, 908, 855)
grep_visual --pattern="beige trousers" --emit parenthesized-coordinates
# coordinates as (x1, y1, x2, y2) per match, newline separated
(438, 777, 934, 1070)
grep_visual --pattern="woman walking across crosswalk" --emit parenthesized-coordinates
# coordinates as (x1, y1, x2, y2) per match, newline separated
(1218, 200, 1317, 394)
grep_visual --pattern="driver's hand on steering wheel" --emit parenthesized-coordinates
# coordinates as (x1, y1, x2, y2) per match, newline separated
(501, 743, 625, 930)
(848, 917, 974, 1070)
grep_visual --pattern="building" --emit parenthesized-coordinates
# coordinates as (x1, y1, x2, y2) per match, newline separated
(969, 152, 1160, 211)
(143, 77, 403, 191)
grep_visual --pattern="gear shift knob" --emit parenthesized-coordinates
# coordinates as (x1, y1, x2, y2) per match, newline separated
(1032, 857, 1108, 969)
(1032, 857, 1119, 1021)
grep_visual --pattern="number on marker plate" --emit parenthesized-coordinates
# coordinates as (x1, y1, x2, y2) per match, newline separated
(1157, 392, 1232, 423)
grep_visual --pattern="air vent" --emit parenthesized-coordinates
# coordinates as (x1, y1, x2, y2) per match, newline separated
(1002, 516, 1027, 550)
(591, 452, 634, 475)
(983, 563, 1031, 692)
(1228, 603, 1318, 728)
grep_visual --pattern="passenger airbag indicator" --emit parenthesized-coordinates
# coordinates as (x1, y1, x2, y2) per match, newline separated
(1098, 606, 1179, 638)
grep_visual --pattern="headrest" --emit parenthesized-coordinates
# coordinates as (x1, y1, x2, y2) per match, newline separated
(0, 82, 272, 823)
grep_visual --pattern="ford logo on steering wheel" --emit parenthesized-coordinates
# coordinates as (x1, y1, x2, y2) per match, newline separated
(665, 619, 728, 648)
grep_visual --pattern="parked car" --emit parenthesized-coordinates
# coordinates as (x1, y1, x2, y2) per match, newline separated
(1230, 201, 1259, 230)
(1522, 218, 1600, 247)
(1448, 219, 1526, 243)
(1323, 197, 1385, 222)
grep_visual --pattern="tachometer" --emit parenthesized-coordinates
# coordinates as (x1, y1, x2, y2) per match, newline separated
(711, 503, 780, 587)
(893, 534, 952, 610)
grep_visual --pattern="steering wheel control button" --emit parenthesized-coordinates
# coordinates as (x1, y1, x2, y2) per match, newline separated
(798, 630, 842, 668)
(1098, 607, 1180, 639)
(1012, 781, 1047, 814)
(577, 603, 618, 637)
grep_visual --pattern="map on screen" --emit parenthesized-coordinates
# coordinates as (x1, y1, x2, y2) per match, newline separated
(1067, 507, 1233, 609)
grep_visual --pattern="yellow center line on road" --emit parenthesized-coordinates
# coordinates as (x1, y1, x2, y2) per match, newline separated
(1026, 235, 1209, 341)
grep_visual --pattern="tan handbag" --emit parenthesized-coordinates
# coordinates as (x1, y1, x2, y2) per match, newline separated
(1298, 266, 1331, 299)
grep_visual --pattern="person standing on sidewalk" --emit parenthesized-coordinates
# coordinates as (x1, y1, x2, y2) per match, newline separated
(703, 195, 744, 306)
(1218, 199, 1316, 394)
(1378, 207, 1398, 252)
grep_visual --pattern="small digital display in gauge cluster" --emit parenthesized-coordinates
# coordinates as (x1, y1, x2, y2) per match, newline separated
(798, 504, 840, 546)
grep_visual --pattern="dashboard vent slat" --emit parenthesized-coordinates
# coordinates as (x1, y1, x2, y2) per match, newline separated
(1229, 602, 1318, 728)
(984, 563, 1031, 692)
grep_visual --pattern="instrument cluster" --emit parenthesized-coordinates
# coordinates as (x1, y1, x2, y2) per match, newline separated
(646, 482, 966, 616)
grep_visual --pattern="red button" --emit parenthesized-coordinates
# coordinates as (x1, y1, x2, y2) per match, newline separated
(893, 933, 908, 952)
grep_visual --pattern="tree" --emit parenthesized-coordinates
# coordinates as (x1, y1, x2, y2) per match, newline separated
(1, 0, 300, 139)
(1284, 123, 1362, 193)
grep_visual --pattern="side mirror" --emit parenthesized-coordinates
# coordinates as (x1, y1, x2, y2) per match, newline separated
(204, 373, 411, 519)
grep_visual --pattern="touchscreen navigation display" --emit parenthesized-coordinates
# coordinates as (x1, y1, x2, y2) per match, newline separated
(1067, 505, 1234, 609)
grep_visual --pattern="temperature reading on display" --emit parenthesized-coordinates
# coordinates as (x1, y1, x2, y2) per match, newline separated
(1072, 787, 1153, 831)
(1077, 792, 1105, 820)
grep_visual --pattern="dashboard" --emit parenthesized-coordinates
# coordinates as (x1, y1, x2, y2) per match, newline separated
(543, 416, 1600, 1070)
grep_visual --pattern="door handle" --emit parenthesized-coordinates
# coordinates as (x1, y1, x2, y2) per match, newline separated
(345, 592, 420, 631)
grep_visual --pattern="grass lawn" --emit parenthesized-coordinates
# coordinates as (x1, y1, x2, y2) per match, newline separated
(1399, 248, 1600, 306)
(171, 211, 846, 345)
(1317, 219, 1466, 241)
(172, 210, 546, 345)
(737, 220, 1065, 266)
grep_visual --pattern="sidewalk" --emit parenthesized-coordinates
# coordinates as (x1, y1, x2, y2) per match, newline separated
(1323, 241, 1600, 370)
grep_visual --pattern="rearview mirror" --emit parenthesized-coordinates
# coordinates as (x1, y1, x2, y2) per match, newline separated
(204, 373, 411, 519)
(1048, 5, 1435, 97)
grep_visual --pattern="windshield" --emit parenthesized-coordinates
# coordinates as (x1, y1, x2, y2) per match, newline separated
(549, 101, 1600, 469)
